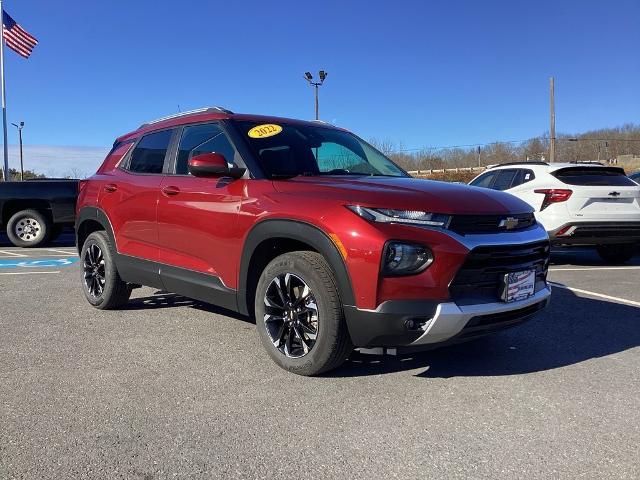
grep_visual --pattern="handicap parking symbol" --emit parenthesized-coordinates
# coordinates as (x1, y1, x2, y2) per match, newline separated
(0, 258, 79, 268)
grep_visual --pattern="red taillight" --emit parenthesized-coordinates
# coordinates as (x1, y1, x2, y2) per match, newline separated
(534, 189, 572, 211)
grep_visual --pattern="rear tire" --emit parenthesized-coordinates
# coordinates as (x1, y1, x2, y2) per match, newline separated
(6, 209, 51, 247)
(596, 244, 636, 264)
(255, 251, 353, 376)
(80, 231, 132, 309)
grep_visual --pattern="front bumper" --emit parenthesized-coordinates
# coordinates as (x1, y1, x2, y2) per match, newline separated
(549, 222, 640, 245)
(344, 286, 551, 348)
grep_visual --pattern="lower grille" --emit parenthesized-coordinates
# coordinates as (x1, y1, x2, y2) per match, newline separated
(457, 301, 547, 339)
(450, 241, 550, 302)
(570, 223, 640, 238)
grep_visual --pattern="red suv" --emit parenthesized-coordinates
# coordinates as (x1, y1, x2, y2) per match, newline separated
(77, 107, 551, 375)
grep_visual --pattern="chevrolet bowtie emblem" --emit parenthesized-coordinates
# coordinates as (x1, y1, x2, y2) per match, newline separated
(499, 217, 519, 230)
(608, 191, 621, 197)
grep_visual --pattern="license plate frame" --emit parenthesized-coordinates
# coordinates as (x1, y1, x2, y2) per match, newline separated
(501, 270, 536, 303)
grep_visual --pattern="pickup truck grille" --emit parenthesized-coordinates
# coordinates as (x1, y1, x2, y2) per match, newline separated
(449, 240, 550, 302)
(448, 213, 536, 235)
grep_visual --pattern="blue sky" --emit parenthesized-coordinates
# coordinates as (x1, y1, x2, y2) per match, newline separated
(3, 0, 639, 175)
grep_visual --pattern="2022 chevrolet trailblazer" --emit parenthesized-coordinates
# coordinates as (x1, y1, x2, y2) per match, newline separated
(76, 107, 551, 375)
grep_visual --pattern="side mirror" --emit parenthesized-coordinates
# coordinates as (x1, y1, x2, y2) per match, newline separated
(188, 153, 246, 179)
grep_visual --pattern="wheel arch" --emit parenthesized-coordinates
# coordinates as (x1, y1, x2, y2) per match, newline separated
(75, 206, 117, 255)
(237, 219, 355, 317)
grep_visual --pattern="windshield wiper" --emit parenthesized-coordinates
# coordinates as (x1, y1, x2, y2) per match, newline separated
(270, 172, 317, 179)
(318, 171, 368, 176)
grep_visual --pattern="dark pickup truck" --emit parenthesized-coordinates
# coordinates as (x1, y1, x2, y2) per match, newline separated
(0, 179, 78, 247)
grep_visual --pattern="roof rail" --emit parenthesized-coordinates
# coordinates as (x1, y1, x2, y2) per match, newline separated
(488, 161, 549, 168)
(568, 161, 603, 165)
(139, 106, 233, 129)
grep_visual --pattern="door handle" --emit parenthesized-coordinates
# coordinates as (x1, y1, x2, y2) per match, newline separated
(162, 185, 180, 196)
(104, 183, 117, 193)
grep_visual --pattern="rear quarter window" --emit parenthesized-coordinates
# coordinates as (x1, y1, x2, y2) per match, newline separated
(553, 167, 637, 187)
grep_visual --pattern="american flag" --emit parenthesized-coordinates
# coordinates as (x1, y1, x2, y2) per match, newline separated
(2, 11, 38, 59)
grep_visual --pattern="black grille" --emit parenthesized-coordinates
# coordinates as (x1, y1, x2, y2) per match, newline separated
(449, 241, 550, 302)
(456, 301, 547, 339)
(448, 213, 536, 235)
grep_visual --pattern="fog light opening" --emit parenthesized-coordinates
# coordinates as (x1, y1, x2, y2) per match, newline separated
(405, 317, 430, 331)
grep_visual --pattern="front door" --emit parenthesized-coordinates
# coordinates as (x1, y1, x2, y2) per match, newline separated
(156, 122, 245, 301)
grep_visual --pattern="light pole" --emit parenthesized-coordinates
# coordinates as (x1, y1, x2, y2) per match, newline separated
(11, 121, 24, 181)
(304, 70, 328, 120)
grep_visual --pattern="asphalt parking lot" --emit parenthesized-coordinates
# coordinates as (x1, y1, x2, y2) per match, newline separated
(1, 233, 639, 479)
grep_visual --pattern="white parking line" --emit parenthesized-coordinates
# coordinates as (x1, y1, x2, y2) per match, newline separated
(0, 271, 61, 276)
(44, 248, 77, 255)
(0, 249, 27, 257)
(549, 282, 640, 307)
(550, 266, 640, 272)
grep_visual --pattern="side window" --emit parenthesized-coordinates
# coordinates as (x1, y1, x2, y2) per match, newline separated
(175, 123, 237, 175)
(470, 171, 496, 188)
(491, 169, 518, 191)
(511, 169, 535, 188)
(128, 129, 173, 174)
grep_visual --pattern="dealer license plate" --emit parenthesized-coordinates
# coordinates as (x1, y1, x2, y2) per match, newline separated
(502, 270, 536, 303)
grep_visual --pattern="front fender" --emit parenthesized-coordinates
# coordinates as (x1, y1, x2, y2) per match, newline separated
(237, 219, 356, 316)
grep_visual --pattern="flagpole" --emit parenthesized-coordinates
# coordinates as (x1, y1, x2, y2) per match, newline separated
(0, 0, 9, 182)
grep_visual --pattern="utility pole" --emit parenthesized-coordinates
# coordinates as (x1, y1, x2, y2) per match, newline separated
(477, 146, 481, 167)
(304, 70, 328, 120)
(11, 121, 24, 180)
(549, 76, 556, 163)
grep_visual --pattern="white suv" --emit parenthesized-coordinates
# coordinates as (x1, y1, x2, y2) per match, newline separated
(470, 162, 640, 263)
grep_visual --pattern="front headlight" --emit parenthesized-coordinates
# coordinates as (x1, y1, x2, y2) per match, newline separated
(382, 241, 433, 275)
(347, 205, 451, 228)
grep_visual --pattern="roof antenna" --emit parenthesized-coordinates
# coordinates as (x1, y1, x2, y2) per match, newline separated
(177, 104, 181, 113)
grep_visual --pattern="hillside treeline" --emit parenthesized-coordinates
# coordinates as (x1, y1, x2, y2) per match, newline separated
(374, 124, 640, 171)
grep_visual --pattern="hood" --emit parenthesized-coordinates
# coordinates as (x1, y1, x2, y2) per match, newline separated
(272, 176, 533, 215)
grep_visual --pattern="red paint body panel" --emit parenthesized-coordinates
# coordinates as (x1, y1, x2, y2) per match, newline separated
(157, 176, 245, 287)
(98, 170, 161, 261)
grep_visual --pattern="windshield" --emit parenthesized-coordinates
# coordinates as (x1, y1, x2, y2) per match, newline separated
(233, 120, 408, 178)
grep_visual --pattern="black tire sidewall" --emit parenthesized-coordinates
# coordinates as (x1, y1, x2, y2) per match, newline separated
(6, 209, 51, 248)
(255, 252, 347, 376)
(80, 231, 124, 308)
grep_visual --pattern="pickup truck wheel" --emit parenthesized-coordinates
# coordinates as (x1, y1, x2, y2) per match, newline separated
(81, 231, 132, 309)
(596, 244, 636, 264)
(255, 251, 353, 376)
(6, 209, 51, 247)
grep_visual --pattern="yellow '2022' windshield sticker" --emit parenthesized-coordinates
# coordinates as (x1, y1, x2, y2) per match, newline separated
(248, 124, 283, 139)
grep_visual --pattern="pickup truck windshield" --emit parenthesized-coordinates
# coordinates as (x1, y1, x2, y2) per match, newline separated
(233, 120, 408, 179)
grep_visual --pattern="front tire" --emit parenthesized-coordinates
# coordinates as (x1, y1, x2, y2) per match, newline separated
(81, 231, 132, 309)
(255, 251, 353, 376)
(6, 209, 51, 247)
(596, 244, 636, 264)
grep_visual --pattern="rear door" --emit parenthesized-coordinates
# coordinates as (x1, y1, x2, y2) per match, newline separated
(552, 166, 640, 221)
(98, 128, 175, 262)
